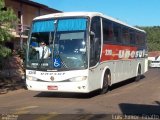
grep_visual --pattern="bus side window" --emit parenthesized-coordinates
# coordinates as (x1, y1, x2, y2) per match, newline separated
(122, 27, 130, 45)
(130, 30, 136, 45)
(136, 32, 142, 45)
(103, 19, 113, 42)
(113, 23, 122, 43)
(90, 16, 101, 67)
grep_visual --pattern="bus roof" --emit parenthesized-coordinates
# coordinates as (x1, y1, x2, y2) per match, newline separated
(34, 12, 146, 33)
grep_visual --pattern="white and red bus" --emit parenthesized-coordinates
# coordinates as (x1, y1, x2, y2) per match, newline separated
(26, 12, 148, 94)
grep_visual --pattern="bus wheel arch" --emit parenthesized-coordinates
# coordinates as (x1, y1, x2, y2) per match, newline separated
(135, 63, 141, 81)
(100, 68, 111, 94)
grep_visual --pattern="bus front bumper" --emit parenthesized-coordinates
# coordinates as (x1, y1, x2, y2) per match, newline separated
(26, 80, 90, 93)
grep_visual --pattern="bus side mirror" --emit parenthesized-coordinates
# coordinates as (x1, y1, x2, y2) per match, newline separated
(90, 31, 96, 46)
(90, 31, 98, 45)
(90, 31, 95, 40)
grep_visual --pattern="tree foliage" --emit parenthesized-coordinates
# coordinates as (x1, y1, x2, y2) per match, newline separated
(138, 26, 160, 52)
(0, 0, 18, 58)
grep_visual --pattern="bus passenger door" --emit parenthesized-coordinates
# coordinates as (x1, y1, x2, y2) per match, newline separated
(89, 16, 102, 90)
(90, 16, 101, 67)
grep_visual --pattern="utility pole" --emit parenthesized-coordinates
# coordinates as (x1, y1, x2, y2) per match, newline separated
(19, 2, 23, 50)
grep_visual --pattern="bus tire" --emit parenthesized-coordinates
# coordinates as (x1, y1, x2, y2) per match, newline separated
(135, 65, 141, 81)
(100, 70, 110, 94)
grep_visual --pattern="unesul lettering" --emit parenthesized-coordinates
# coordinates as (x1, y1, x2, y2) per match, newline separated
(118, 50, 145, 59)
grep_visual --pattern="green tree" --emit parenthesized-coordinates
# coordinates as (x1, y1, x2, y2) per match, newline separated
(0, 0, 18, 59)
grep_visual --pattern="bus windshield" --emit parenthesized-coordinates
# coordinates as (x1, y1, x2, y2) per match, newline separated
(26, 18, 88, 70)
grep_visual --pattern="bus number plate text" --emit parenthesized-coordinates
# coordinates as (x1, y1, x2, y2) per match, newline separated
(47, 86, 58, 90)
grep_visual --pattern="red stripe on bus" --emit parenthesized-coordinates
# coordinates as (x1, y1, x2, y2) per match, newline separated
(100, 44, 138, 62)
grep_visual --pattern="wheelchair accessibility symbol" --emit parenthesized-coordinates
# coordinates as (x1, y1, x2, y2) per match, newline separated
(53, 58, 61, 68)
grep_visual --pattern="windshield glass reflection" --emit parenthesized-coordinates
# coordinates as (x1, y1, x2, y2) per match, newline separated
(26, 18, 88, 70)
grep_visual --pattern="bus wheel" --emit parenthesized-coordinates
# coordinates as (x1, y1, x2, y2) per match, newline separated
(100, 71, 110, 94)
(135, 65, 141, 81)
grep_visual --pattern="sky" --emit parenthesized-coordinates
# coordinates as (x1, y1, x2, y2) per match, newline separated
(32, 0, 160, 26)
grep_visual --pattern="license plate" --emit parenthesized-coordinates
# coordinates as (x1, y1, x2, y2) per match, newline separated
(47, 86, 58, 90)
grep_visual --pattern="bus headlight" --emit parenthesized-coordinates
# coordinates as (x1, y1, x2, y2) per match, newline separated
(26, 75, 38, 81)
(69, 76, 87, 82)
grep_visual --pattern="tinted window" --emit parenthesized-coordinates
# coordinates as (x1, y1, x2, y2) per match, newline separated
(91, 17, 101, 39)
(103, 19, 113, 42)
(90, 16, 101, 67)
(102, 18, 146, 47)
(113, 23, 122, 43)
(130, 30, 135, 45)
(122, 27, 130, 44)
